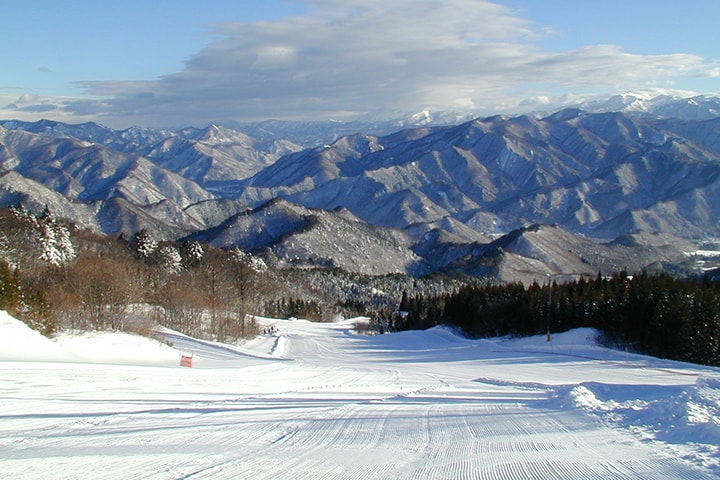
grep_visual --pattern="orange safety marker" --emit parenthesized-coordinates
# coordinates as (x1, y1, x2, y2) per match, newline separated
(180, 352, 193, 368)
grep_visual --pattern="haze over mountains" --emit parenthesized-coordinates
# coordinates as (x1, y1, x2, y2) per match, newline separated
(1, 93, 719, 282)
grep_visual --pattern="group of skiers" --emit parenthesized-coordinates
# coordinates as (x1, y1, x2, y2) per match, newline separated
(263, 326, 279, 335)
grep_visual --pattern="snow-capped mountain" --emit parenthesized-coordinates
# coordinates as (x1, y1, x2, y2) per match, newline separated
(143, 124, 302, 191)
(0, 121, 302, 237)
(1, 93, 719, 280)
(0, 120, 303, 187)
(576, 93, 720, 121)
(0, 124, 226, 237)
(233, 110, 720, 243)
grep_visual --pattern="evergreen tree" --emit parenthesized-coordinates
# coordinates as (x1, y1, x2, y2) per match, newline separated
(129, 229, 157, 260)
(399, 270, 720, 366)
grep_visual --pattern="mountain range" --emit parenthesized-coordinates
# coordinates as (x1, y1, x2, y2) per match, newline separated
(1, 93, 719, 283)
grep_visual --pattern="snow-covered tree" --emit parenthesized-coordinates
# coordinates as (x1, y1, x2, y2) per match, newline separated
(5, 205, 78, 268)
(38, 222, 60, 265)
(38, 219, 76, 267)
(129, 229, 158, 260)
(10, 203, 37, 227)
(54, 222, 75, 262)
(182, 240, 204, 267)
(229, 246, 267, 273)
(158, 245, 182, 274)
(228, 246, 247, 263)
(249, 255, 268, 273)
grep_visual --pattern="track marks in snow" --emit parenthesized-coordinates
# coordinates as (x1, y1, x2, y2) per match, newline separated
(3, 321, 719, 479)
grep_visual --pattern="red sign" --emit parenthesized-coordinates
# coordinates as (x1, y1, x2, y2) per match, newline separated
(180, 354, 193, 368)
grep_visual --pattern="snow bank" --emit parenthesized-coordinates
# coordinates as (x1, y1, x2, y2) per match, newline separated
(0, 310, 71, 362)
(54, 330, 178, 366)
(0, 310, 178, 366)
(556, 376, 720, 472)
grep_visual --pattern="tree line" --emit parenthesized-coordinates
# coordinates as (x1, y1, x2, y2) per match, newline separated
(0, 206, 284, 341)
(0, 205, 462, 341)
(264, 297, 323, 322)
(396, 271, 720, 366)
(4, 205, 719, 367)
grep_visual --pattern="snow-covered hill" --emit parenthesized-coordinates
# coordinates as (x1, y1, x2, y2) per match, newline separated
(2, 94, 720, 279)
(192, 198, 426, 275)
(1, 310, 719, 478)
(447, 224, 689, 284)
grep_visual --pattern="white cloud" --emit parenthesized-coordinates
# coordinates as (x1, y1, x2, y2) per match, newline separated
(3, 0, 713, 127)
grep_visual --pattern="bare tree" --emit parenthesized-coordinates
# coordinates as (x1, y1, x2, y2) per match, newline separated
(62, 255, 134, 330)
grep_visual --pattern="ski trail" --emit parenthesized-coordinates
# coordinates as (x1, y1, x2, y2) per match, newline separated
(1, 321, 717, 479)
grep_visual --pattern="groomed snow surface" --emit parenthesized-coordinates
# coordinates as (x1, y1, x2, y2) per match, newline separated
(1, 311, 719, 479)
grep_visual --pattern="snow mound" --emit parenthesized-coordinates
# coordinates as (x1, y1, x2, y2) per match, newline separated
(0, 310, 71, 362)
(54, 330, 178, 366)
(558, 377, 720, 472)
(562, 378, 720, 440)
(0, 310, 178, 366)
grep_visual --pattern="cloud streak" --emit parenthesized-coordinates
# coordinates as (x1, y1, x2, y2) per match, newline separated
(2, 0, 714, 127)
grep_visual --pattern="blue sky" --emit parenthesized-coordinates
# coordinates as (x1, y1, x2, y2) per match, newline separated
(1, 0, 717, 128)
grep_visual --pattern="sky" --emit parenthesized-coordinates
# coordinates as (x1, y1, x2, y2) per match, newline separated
(1, 0, 718, 129)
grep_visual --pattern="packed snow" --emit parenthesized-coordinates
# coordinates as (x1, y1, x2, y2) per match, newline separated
(1, 310, 719, 479)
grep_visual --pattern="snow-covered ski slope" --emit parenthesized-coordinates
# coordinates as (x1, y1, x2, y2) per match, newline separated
(1, 311, 719, 479)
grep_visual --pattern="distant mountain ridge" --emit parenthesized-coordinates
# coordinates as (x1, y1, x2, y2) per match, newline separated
(1, 93, 719, 282)
(575, 92, 720, 121)
(232, 109, 720, 242)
